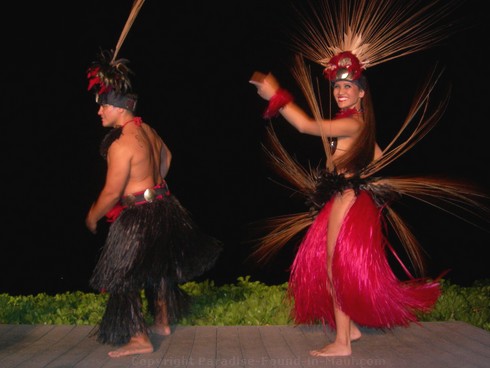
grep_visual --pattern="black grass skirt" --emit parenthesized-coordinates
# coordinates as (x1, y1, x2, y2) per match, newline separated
(90, 193, 222, 345)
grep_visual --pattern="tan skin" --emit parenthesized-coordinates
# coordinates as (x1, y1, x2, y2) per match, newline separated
(250, 73, 382, 357)
(85, 103, 172, 358)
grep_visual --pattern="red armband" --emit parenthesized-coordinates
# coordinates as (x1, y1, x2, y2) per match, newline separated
(263, 89, 293, 119)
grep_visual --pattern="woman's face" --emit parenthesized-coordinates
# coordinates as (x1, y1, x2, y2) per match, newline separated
(333, 81, 365, 110)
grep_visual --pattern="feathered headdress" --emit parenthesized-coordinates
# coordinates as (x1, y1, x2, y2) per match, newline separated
(86, 0, 146, 112)
(87, 49, 133, 96)
(87, 49, 137, 111)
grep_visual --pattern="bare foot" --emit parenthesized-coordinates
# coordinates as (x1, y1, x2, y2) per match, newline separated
(310, 341, 351, 357)
(350, 321, 362, 342)
(150, 324, 171, 336)
(108, 335, 153, 358)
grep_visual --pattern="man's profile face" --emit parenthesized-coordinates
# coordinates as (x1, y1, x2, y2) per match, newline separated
(97, 104, 120, 128)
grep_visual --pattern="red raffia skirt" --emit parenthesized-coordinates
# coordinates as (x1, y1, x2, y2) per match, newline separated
(289, 190, 440, 329)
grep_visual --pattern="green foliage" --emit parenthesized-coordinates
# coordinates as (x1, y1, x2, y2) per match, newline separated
(1, 277, 488, 331)
(179, 276, 292, 326)
(0, 291, 107, 325)
(419, 279, 490, 331)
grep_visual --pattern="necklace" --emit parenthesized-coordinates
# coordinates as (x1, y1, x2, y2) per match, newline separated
(334, 108, 362, 120)
(121, 116, 143, 127)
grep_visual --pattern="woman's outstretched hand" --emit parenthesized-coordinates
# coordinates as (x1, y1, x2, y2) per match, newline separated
(249, 71, 280, 101)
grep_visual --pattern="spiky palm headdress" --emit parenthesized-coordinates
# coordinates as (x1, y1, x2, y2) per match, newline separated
(290, 0, 459, 84)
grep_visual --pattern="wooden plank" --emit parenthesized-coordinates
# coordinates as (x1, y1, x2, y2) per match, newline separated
(215, 326, 244, 367)
(158, 326, 196, 365)
(236, 326, 269, 363)
(0, 325, 56, 367)
(417, 322, 490, 367)
(259, 326, 299, 365)
(188, 326, 217, 367)
(18, 326, 96, 368)
(0, 322, 489, 368)
(0, 324, 16, 341)
(8, 325, 78, 368)
(71, 340, 112, 368)
(41, 326, 97, 368)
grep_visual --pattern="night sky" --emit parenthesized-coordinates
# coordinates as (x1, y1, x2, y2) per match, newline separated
(2, 1, 489, 296)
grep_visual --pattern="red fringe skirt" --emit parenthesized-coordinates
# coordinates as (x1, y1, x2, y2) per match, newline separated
(289, 190, 440, 329)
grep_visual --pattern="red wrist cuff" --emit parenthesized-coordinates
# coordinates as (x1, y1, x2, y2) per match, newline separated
(263, 89, 293, 119)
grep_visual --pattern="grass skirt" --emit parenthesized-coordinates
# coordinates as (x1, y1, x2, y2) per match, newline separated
(289, 191, 440, 329)
(90, 193, 222, 345)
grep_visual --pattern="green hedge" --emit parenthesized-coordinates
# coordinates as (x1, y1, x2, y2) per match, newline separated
(1, 276, 488, 331)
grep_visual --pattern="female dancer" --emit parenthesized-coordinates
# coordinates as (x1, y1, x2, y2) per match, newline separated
(249, 0, 485, 357)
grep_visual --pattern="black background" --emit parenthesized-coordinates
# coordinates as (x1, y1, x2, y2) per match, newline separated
(1, 1, 489, 295)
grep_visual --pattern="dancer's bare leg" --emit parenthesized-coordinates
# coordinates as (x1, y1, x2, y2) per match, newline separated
(108, 333, 153, 358)
(310, 191, 358, 357)
(311, 305, 352, 357)
(150, 299, 171, 336)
